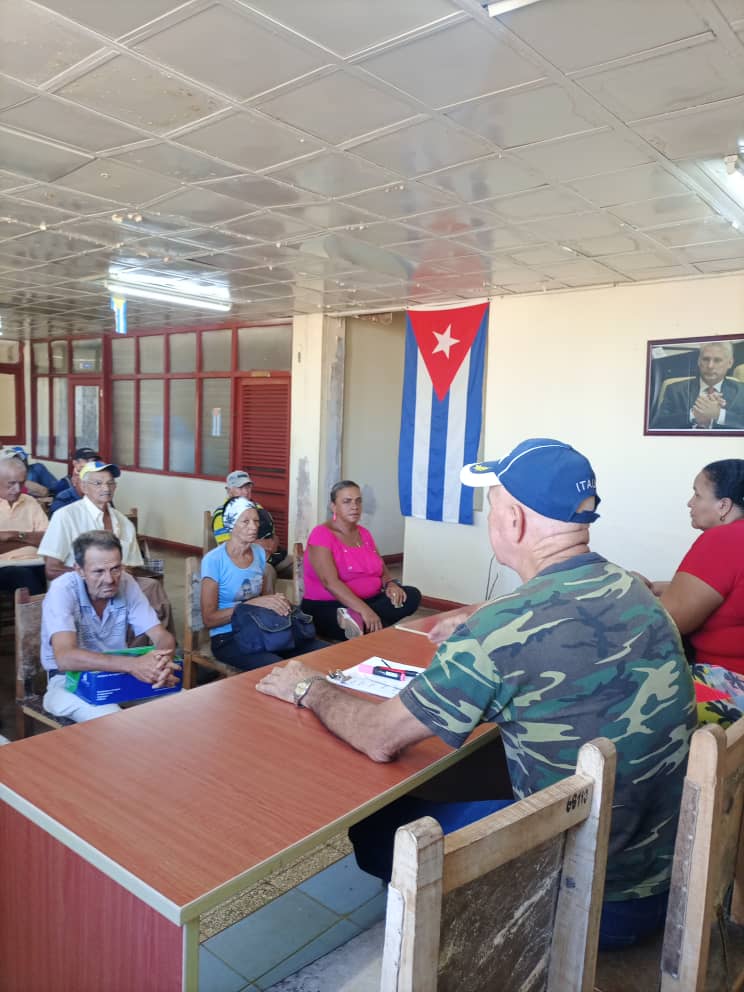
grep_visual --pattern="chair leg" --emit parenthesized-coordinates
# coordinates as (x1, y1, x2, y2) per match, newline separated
(183, 653, 195, 690)
(15, 704, 32, 740)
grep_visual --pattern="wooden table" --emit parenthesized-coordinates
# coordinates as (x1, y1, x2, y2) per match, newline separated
(0, 627, 495, 992)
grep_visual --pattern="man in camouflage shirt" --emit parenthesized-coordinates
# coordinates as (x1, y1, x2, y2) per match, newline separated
(257, 438, 696, 946)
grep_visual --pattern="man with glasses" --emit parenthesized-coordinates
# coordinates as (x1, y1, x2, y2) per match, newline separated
(39, 461, 174, 632)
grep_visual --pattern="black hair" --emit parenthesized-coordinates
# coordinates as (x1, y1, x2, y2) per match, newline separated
(72, 530, 123, 568)
(330, 479, 360, 504)
(702, 459, 744, 508)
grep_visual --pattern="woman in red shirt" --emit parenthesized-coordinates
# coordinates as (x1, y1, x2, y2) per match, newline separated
(659, 459, 744, 716)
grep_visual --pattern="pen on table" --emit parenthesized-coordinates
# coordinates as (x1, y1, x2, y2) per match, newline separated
(373, 665, 420, 680)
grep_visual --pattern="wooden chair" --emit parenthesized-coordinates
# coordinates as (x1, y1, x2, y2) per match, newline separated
(182, 556, 240, 689)
(203, 509, 217, 555)
(657, 718, 744, 992)
(380, 738, 616, 992)
(15, 587, 74, 738)
(275, 541, 304, 605)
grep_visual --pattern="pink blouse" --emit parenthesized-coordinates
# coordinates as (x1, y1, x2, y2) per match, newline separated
(303, 524, 383, 601)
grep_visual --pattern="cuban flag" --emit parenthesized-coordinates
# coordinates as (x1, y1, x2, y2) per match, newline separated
(399, 302, 488, 524)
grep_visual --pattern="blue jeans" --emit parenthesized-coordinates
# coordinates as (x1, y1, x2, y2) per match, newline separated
(349, 797, 669, 950)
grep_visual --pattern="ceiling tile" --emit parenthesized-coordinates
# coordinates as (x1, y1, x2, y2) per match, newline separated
(568, 232, 653, 255)
(450, 226, 537, 252)
(148, 187, 251, 225)
(238, 0, 456, 57)
(517, 211, 624, 241)
(273, 202, 378, 230)
(680, 238, 744, 262)
(540, 258, 627, 285)
(0, 219, 35, 245)
(485, 186, 591, 221)
(499, 0, 708, 72)
(34, 0, 189, 38)
(0, 171, 34, 193)
(350, 118, 493, 177)
(342, 183, 456, 219)
(134, 4, 328, 101)
(421, 154, 544, 201)
(579, 40, 744, 120)
(0, 73, 36, 112)
(0, 96, 148, 153)
(515, 130, 652, 182)
(197, 174, 323, 208)
(269, 152, 398, 198)
(609, 193, 716, 228)
(447, 82, 603, 148)
(0, 126, 93, 182)
(716, 0, 744, 22)
(510, 244, 579, 265)
(58, 159, 180, 204)
(57, 54, 228, 133)
(256, 70, 418, 144)
(111, 143, 237, 183)
(631, 95, 744, 159)
(0, 194, 73, 229)
(566, 164, 690, 207)
(0, 228, 102, 263)
(344, 221, 430, 247)
(220, 211, 319, 243)
(177, 111, 321, 171)
(0, 0, 104, 85)
(399, 205, 502, 238)
(599, 250, 682, 274)
(652, 216, 742, 247)
(360, 19, 543, 107)
(19, 182, 122, 214)
(695, 256, 744, 273)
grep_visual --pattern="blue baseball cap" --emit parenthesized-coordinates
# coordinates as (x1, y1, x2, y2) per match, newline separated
(460, 438, 600, 523)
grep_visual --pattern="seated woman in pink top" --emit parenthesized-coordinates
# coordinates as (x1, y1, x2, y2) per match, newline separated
(301, 480, 421, 640)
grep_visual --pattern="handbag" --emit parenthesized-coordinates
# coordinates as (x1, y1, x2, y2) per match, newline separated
(232, 603, 316, 655)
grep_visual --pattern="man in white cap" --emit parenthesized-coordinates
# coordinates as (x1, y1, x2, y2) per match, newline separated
(212, 470, 254, 545)
(257, 437, 696, 949)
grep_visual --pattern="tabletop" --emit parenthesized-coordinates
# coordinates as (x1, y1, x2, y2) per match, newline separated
(0, 626, 494, 922)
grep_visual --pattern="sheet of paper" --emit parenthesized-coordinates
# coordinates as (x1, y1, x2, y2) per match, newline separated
(327, 656, 426, 698)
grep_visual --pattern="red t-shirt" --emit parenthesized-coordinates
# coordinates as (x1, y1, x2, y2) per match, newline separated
(678, 519, 744, 675)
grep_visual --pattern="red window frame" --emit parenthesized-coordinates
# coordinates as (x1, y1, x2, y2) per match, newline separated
(0, 342, 24, 444)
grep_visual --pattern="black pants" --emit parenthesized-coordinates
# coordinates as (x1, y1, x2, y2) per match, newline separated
(210, 632, 327, 671)
(302, 585, 422, 640)
(0, 563, 46, 596)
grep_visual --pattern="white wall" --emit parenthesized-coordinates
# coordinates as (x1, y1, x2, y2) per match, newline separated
(404, 273, 744, 604)
(342, 313, 406, 557)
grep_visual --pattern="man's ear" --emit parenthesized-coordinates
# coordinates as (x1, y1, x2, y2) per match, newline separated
(73, 562, 85, 577)
(510, 502, 527, 543)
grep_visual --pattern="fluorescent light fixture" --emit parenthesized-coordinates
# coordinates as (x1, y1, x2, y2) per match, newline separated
(487, 0, 545, 16)
(105, 282, 231, 313)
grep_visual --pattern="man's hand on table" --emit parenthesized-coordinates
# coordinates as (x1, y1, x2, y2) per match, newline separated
(427, 606, 479, 645)
(256, 659, 320, 704)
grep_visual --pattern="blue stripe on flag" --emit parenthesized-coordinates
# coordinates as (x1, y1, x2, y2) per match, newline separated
(398, 318, 419, 516)
(458, 311, 488, 524)
(426, 388, 449, 521)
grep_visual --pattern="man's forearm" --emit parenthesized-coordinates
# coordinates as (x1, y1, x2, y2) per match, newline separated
(52, 646, 138, 674)
(0, 530, 46, 550)
(302, 682, 393, 760)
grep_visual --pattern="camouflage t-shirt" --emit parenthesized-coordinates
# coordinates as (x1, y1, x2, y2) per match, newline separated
(399, 553, 696, 901)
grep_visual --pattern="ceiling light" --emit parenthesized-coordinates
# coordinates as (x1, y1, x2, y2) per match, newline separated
(105, 282, 232, 312)
(487, 0, 545, 16)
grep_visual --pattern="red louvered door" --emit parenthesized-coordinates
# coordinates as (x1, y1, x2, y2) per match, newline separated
(234, 375, 291, 545)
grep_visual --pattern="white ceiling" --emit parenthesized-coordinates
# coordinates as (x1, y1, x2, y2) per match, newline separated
(1, 0, 744, 338)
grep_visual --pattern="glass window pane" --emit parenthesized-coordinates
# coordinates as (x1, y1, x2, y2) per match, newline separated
(52, 377, 68, 458)
(74, 384, 99, 451)
(72, 338, 102, 372)
(201, 379, 231, 477)
(140, 335, 164, 374)
(35, 378, 50, 456)
(169, 380, 196, 474)
(169, 332, 196, 373)
(0, 340, 20, 363)
(33, 343, 49, 372)
(112, 337, 135, 374)
(51, 341, 68, 373)
(112, 381, 135, 466)
(139, 380, 164, 469)
(202, 329, 231, 371)
(238, 325, 291, 371)
(0, 372, 17, 435)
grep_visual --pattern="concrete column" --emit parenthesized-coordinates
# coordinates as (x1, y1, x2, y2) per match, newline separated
(288, 314, 346, 546)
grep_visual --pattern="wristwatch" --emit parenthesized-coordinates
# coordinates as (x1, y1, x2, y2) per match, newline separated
(293, 675, 326, 707)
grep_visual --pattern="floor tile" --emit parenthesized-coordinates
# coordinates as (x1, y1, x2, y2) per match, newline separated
(205, 888, 339, 982)
(348, 889, 388, 930)
(200, 947, 252, 992)
(256, 919, 360, 990)
(263, 920, 385, 992)
(297, 854, 384, 915)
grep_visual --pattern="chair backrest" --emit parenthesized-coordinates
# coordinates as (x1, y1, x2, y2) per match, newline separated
(380, 738, 616, 992)
(184, 556, 209, 655)
(659, 717, 744, 992)
(293, 542, 304, 602)
(657, 375, 694, 407)
(733, 363, 744, 383)
(203, 509, 217, 554)
(14, 587, 46, 697)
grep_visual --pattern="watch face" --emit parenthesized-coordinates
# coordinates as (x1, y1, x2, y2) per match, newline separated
(293, 678, 310, 702)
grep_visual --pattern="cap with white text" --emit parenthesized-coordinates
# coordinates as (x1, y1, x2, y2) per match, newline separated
(80, 460, 121, 480)
(226, 470, 253, 488)
(460, 438, 600, 523)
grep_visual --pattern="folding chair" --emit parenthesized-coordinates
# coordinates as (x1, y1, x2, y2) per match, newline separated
(182, 556, 240, 689)
(15, 587, 74, 738)
(380, 738, 616, 992)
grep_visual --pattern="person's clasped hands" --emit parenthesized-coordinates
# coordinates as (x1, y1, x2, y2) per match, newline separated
(246, 592, 292, 616)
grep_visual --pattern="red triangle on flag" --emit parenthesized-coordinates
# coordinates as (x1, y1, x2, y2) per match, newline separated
(408, 303, 488, 402)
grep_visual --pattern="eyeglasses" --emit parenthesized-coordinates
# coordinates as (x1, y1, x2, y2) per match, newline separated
(86, 480, 117, 489)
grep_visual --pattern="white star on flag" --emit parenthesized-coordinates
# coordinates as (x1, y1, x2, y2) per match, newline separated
(431, 323, 460, 359)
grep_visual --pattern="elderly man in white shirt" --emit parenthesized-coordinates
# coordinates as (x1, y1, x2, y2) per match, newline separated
(39, 460, 173, 631)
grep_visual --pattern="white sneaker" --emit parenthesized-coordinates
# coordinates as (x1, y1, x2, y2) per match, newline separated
(0, 734, 11, 746)
(337, 607, 364, 639)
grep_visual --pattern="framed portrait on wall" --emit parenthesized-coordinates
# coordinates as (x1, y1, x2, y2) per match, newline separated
(644, 333, 744, 436)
